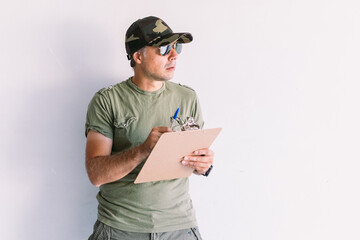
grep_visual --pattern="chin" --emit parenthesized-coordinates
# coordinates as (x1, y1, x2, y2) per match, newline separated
(159, 75, 174, 81)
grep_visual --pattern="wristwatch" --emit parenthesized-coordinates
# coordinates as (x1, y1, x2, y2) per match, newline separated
(202, 165, 213, 177)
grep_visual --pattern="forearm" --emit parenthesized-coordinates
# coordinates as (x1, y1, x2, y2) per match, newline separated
(86, 143, 151, 187)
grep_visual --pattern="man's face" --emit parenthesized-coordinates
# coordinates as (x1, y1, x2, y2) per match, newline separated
(138, 44, 178, 82)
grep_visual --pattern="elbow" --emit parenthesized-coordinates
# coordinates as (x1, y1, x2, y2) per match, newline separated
(86, 171, 102, 187)
(88, 176, 102, 187)
(86, 158, 102, 187)
(86, 167, 101, 187)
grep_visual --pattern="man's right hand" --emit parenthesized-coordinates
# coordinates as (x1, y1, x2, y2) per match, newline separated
(85, 127, 172, 186)
(141, 127, 172, 153)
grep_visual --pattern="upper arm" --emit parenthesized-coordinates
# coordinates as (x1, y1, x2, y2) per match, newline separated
(86, 130, 113, 161)
(85, 91, 114, 139)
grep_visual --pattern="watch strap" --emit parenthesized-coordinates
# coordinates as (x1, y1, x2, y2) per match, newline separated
(202, 165, 213, 177)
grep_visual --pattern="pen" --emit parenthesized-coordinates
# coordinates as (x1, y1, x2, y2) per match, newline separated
(170, 107, 180, 129)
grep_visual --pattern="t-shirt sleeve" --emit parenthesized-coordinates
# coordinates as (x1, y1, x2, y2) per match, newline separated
(192, 93, 204, 129)
(85, 91, 114, 139)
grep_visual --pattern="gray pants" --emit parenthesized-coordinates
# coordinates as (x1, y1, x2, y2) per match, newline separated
(89, 220, 203, 240)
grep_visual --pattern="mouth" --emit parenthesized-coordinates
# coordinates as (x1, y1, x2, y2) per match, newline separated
(165, 62, 176, 71)
(166, 66, 176, 71)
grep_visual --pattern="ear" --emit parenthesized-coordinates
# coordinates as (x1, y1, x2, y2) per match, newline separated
(132, 51, 143, 65)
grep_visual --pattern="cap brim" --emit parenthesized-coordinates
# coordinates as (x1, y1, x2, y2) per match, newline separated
(149, 32, 193, 47)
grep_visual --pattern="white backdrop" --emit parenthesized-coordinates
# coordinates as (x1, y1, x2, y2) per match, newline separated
(1, 0, 360, 239)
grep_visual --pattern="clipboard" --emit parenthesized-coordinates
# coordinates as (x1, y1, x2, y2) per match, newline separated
(134, 128, 222, 184)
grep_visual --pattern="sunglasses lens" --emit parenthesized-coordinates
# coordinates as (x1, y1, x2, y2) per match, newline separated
(160, 43, 182, 56)
(160, 45, 171, 56)
(174, 43, 182, 54)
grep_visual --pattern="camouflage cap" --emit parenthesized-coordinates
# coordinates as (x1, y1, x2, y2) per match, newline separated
(125, 16, 193, 60)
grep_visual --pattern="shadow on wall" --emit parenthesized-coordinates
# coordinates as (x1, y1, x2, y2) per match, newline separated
(17, 20, 127, 239)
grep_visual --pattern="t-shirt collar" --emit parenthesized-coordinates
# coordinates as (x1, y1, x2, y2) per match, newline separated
(127, 77, 166, 95)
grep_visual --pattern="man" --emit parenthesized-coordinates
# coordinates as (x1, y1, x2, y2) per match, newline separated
(85, 16, 214, 240)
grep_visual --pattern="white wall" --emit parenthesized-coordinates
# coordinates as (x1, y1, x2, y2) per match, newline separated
(1, 0, 360, 239)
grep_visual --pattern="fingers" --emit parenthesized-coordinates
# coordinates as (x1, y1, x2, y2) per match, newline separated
(143, 127, 172, 152)
(192, 148, 214, 157)
(181, 156, 213, 167)
(149, 127, 172, 141)
(181, 157, 212, 174)
(148, 127, 172, 142)
(181, 148, 214, 174)
(152, 126, 172, 134)
(183, 148, 214, 160)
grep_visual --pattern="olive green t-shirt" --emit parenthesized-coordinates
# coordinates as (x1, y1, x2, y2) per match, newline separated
(85, 77, 204, 233)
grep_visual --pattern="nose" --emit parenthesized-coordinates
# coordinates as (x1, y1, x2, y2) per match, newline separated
(168, 47, 178, 61)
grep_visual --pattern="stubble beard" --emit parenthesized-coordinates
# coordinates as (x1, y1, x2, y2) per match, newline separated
(144, 64, 175, 82)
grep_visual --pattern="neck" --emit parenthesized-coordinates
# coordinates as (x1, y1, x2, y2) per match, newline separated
(131, 73, 164, 92)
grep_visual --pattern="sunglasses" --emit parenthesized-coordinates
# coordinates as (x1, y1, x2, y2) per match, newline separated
(159, 42, 182, 56)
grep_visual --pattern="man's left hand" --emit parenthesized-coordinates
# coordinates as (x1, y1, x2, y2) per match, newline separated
(181, 148, 214, 175)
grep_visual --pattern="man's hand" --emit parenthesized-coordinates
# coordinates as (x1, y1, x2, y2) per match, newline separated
(181, 148, 214, 175)
(85, 127, 171, 187)
(141, 127, 172, 153)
